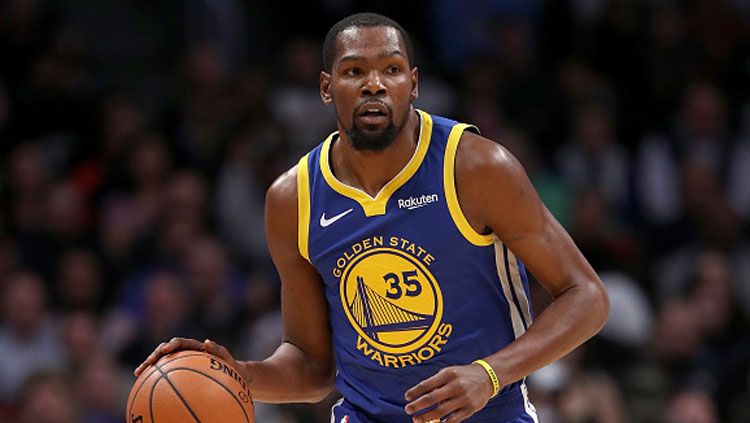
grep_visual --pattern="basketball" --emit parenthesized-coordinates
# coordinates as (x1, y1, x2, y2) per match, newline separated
(126, 350, 254, 423)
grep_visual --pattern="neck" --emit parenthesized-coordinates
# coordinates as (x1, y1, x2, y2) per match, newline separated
(332, 110, 421, 197)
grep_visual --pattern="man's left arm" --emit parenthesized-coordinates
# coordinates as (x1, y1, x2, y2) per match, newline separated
(405, 131, 609, 423)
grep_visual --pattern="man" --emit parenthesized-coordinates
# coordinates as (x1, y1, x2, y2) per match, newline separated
(135, 13, 609, 423)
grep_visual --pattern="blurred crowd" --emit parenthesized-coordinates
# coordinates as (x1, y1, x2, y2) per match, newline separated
(0, 0, 749, 422)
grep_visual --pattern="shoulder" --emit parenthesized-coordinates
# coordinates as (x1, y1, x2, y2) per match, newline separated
(264, 162, 304, 254)
(266, 165, 299, 220)
(266, 162, 300, 210)
(454, 130, 523, 183)
(452, 130, 543, 236)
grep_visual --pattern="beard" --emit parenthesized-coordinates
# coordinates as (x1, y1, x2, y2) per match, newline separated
(341, 104, 409, 152)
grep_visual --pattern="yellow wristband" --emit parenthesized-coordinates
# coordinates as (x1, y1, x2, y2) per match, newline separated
(473, 359, 500, 398)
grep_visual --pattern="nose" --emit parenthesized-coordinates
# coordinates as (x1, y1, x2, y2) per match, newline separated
(361, 70, 387, 96)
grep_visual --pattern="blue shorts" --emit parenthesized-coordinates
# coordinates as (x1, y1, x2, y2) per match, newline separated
(330, 388, 539, 423)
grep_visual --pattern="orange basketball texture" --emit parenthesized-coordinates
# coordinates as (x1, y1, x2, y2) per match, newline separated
(126, 350, 254, 423)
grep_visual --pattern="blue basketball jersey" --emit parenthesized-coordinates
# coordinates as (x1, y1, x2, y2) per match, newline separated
(296, 110, 538, 422)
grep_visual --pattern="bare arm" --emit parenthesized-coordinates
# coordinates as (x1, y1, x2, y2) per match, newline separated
(458, 132, 609, 384)
(243, 166, 336, 403)
(134, 166, 335, 404)
(406, 132, 609, 422)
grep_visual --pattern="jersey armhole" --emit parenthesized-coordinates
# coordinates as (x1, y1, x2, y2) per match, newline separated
(443, 124, 495, 246)
(296, 154, 312, 262)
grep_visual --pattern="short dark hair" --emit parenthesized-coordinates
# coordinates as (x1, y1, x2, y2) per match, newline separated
(323, 12, 414, 72)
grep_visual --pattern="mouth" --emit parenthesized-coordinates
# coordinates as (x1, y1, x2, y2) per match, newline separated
(356, 103, 390, 126)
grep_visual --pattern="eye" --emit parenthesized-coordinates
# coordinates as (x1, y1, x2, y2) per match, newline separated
(387, 65, 401, 74)
(345, 67, 363, 76)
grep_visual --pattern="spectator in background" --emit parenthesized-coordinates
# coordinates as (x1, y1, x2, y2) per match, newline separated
(182, 235, 247, 345)
(45, 180, 93, 246)
(427, 0, 543, 72)
(654, 197, 750, 320)
(662, 390, 720, 423)
(60, 310, 101, 372)
(652, 300, 705, 375)
(229, 66, 291, 186)
(66, 92, 150, 212)
(117, 270, 193, 368)
(215, 127, 273, 265)
(528, 346, 627, 423)
(16, 371, 78, 423)
(597, 271, 655, 361)
(410, 69, 458, 118)
(651, 248, 750, 420)
(727, 131, 750, 221)
(183, 0, 249, 74)
(501, 127, 572, 228)
(61, 308, 133, 422)
(174, 44, 238, 172)
(60, 0, 182, 111)
(75, 352, 125, 423)
(55, 248, 105, 313)
(270, 37, 336, 157)
(568, 189, 639, 272)
(92, 93, 149, 190)
(685, 250, 750, 418)
(555, 100, 640, 272)
(13, 177, 95, 282)
(137, 169, 210, 267)
(0, 0, 65, 109)
(7, 142, 52, 238)
(556, 102, 630, 218)
(0, 272, 64, 403)
(459, 60, 510, 142)
(635, 82, 744, 247)
(548, 58, 619, 158)
(98, 131, 172, 278)
(642, 3, 693, 130)
(0, 236, 21, 284)
(14, 20, 95, 147)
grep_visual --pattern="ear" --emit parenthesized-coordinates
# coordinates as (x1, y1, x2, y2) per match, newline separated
(320, 71, 333, 105)
(410, 67, 419, 102)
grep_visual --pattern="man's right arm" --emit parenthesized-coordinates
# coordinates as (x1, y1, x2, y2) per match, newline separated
(243, 166, 335, 403)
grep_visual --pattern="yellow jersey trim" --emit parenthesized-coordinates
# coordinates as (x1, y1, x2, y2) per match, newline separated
(444, 124, 495, 246)
(296, 154, 311, 262)
(319, 109, 433, 217)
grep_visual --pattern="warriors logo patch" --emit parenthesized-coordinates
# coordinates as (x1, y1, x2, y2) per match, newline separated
(336, 236, 452, 368)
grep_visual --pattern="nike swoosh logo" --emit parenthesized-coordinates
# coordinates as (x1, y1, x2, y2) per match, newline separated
(320, 208, 353, 227)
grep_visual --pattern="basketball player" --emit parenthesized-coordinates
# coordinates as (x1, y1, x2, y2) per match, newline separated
(135, 13, 609, 423)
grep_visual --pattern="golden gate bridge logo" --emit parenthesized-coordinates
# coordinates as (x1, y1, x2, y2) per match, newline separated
(350, 275, 435, 343)
(340, 247, 443, 355)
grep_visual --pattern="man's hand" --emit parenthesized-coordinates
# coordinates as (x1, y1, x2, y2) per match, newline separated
(404, 363, 495, 423)
(134, 338, 243, 380)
